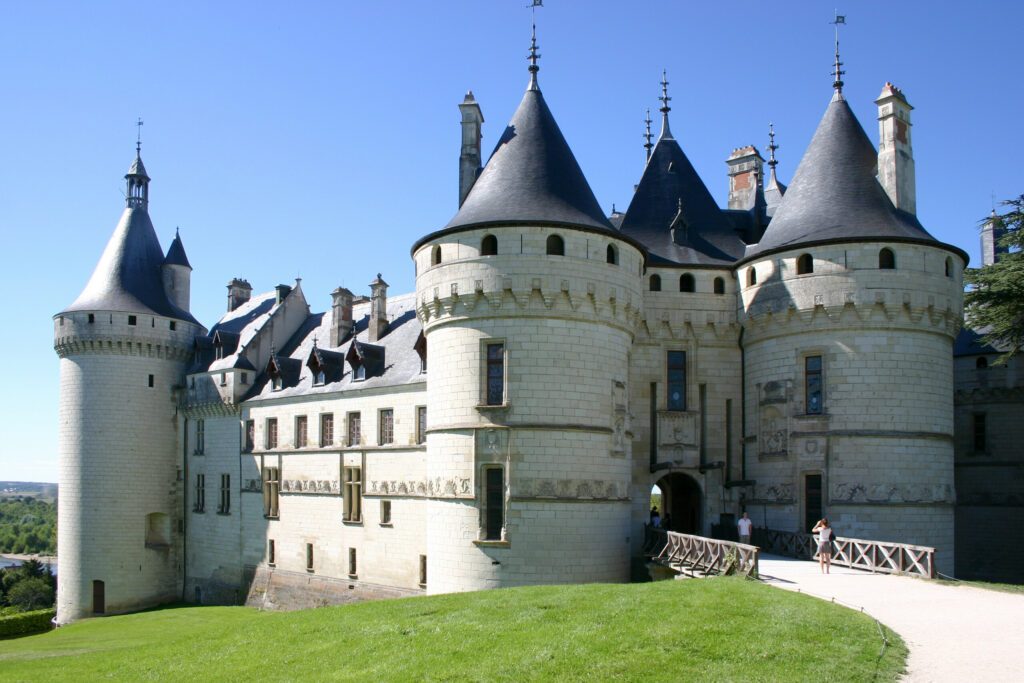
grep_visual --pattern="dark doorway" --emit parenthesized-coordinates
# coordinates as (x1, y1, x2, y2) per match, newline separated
(804, 474, 822, 533)
(92, 580, 105, 615)
(655, 472, 702, 534)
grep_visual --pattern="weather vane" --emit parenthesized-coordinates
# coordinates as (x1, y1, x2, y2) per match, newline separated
(643, 108, 653, 161)
(831, 11, 846, 92)
(136, 117, 144, 154)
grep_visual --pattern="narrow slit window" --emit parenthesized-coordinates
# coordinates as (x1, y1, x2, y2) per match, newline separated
(805, 355, 823, 415)
(667, 351, 686, 411)
(485, 467, 504, 541)
(486, 343, 505, 406)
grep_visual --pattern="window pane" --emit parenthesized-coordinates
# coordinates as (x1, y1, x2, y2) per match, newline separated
(486, 344, 504, 405)
(485, 468, 504, 540)
(805, 356, 823, 415)
(667, 351, 686, 411)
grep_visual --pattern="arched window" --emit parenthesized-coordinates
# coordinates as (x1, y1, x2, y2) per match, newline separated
(650, 274, 662, 291)
(481, 235, 497, 256)
(747, 268, 757, 286)
(976, 357, 989, 370)
(797, 253, 813, 275)
(606, 244, 618, 265)
(945, 257, 953, 278)
(714, 277, 725, 295)
(546, 234, 565, 256)
(879, 248, 896, 270)
(431, 245, 442, 266)
(679, 273, 695, 293)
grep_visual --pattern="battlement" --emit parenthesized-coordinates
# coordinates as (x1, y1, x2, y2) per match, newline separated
(53, 310, 199, 361)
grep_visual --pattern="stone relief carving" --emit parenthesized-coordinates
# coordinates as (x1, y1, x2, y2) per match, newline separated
(243, 479, 262, 492)
(759, 405, 787, 456)
(515, 478, 627, 501)
(832, 482, 954, 504)
(368, 477, 472, 499)
(280, 479, 340, 494)
(750, 481, 796, 503)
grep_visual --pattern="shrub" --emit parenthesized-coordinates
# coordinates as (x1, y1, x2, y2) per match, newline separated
(0, 608, 55, 639)
(8, 578, 54, 611)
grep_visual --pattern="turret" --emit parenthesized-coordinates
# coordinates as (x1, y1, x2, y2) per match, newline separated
(53, 145, 204, 623)
(227, 278, 252, 312)
(162, 229, 192, 313)
(367, 274, 388, 342)
(458, 92, 484, 207)
(876, 82, 916, 214)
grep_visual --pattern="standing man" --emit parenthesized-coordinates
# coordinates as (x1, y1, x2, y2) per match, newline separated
(737, 511, 753, 545)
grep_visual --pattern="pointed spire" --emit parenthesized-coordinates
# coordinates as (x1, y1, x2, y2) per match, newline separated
(659, 70, 673, 139)
(643, 109, 653, 161)
(527, 21, 541, 91)
(767, 122, 779, 180)
(126, 118, 150, 210)
(831, 13, 847, 94)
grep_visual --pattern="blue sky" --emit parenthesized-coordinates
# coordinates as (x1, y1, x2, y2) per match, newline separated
(1, 1, 1020, 483)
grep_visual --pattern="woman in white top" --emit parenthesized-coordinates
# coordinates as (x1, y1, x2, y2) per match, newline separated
(811, 518, 833, 574)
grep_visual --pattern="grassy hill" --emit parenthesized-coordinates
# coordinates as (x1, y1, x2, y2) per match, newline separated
(0, 578, 905, 681)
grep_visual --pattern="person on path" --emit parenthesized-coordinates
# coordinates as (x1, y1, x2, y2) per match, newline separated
(737, 512, 753, 545)
(812, 518, 833, 574)
(650, 506, 661, 528)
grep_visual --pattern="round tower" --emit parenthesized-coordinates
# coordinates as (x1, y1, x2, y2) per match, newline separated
(413, 37, 645, 592)
(737, 82, 966, 573)
(53, 148, 204, 623)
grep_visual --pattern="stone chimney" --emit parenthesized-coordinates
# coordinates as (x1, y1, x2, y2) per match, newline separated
(368, 274, 388, 343)
(458, 91, 484, 207)
(330, 287, 354, 346)
(981, 209, 1007, 266)
(726, 146, 764, 211)
(876, 82, 916, 214)
(275, 284, 292, 305)
(227, 278, 252, 312)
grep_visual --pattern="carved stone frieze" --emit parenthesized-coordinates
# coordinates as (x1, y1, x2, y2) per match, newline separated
(749, 481, 796, 504)
(515, 478, 627, 501)
(831, 482, 954, 505)
(368, 477, 472, 499)
(280, 479, 340, 495)
(243, 479, 262, 492)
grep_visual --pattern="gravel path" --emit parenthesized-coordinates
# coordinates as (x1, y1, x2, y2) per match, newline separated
(758, 554, 1024, 682)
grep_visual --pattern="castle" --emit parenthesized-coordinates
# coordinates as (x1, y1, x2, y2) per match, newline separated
(53, 34, 973, 623)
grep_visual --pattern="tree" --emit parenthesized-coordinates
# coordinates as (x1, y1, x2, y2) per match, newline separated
(964, 195, 1024, 362)
(6, 577, 54, 611)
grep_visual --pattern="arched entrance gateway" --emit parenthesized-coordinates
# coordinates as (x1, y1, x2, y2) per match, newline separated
(654, 472, 702, 534)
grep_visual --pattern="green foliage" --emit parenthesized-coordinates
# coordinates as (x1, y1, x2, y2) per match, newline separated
(964, 195, 1024, 361)
(0, 579, 906, 681)
(0, 497, 56, 555)
(1, 561, 57, 612)
(0, 608, 54, 639)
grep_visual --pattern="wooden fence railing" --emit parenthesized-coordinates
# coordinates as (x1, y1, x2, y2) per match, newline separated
(753, 528, 936, 579)
(650, 529, 760, 579)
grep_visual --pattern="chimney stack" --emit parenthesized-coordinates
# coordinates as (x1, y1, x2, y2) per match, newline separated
(726, 146, 764, 211)
(981, 209, 1007, 266)
(368, 274, 388, 343)
(226, 278, 252, 312)
(274, 284, 292, 305)
(458, 91, 484, 207)
(330, 287, 354, 346)
(876, 82, 916, 214)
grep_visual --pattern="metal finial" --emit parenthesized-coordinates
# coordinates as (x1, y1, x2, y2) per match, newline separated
(528, 21, 541, 89)
(643, 109, 653, 161)
(831, 12, 847, 92)
(136, 117, 144, 155)
(658, 70, 673, 139)
(767, 123, 779, 170)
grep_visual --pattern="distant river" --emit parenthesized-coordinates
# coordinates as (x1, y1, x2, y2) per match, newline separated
(0, 555, 57, 575)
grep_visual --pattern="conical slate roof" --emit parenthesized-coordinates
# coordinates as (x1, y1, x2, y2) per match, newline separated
(619, 135, 745, 265)
(127, 153, 149, 179)
(442, 86, 614, 234)
(745, 93, 935, 259)
(62, 206, 198, 324)
(163, 230, 192, 269)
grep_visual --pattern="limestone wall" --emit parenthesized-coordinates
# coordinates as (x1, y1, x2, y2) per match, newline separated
(54, 310, 202, 623)
(415, 226, 641, 591)
(739, 242, 964, 573)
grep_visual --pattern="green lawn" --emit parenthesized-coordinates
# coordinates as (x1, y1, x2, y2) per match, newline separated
(0, 578, 905, 682)
(938, 578, 1024, 595)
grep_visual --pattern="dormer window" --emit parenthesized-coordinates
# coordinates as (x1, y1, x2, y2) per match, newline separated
(355, 365, 366, 381)
(215, 344, 224, 360)
(272, 375, 283, 391)
(315, 370, 326, 386)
